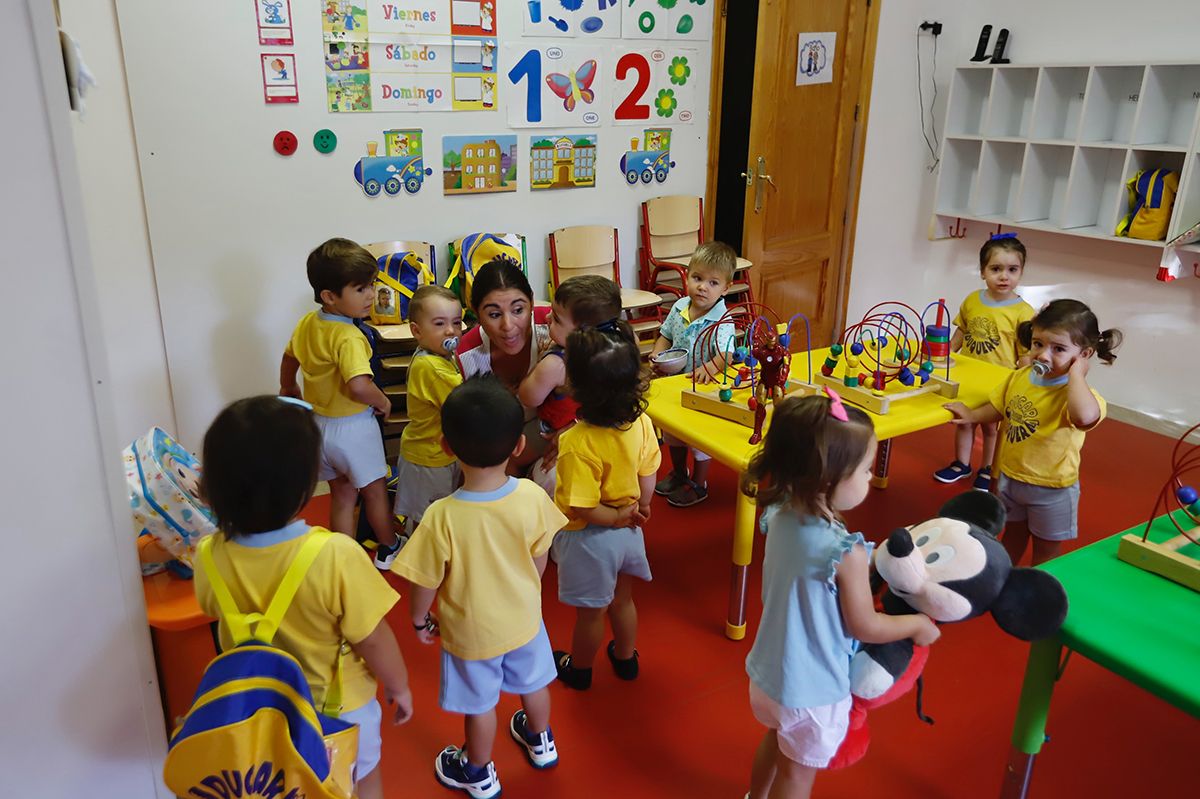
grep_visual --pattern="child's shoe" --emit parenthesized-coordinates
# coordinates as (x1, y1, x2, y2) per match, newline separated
(973, 466, 992, 491)
(654, 471, 688, 496)
(509, 710, 558, 769)
(933, 461, 972, 484)
(666, 480, 708, 507)
(434, 746, 501, 799)
(373, 536, 407, 570)
(606, 640, 639, 680)
(552, 650, 592, 690)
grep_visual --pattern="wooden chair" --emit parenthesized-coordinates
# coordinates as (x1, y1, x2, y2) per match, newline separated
(639, 195, 754, 306)
(548, 225, 663, 356)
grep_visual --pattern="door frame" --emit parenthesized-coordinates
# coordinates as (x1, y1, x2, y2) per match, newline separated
(704, 0, 881, 334)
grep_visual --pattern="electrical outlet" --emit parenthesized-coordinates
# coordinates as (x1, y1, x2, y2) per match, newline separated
(919, 20, 943, 36)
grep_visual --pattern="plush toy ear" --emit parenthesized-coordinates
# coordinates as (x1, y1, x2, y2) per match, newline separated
(938, 491, 1006, 539)
(990, 568, 1068, 641)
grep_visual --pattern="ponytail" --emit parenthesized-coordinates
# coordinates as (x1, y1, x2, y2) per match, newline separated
(1095, 328, 1123, 365)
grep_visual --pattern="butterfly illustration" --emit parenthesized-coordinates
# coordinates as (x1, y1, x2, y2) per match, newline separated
(545, 60, 597, 112)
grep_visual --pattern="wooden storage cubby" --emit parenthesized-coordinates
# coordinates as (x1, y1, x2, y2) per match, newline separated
(932, 61, 1200, 252)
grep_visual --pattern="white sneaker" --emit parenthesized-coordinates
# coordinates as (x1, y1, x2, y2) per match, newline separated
(435, 746, 501, 799)
(509, 710, 558, 769)
(372, 536, 406, 570)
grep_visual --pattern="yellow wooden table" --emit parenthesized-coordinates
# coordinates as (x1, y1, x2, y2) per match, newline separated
(644, 347, 1011, 640)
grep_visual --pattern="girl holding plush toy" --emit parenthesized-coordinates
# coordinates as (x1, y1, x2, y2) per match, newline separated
(740, 390, 940, 799)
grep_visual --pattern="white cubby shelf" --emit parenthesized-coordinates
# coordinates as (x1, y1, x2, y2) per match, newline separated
(932, 62, 1200, 254)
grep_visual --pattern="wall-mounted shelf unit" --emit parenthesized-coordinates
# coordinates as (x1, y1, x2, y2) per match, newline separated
(931, 62, 1200, 255)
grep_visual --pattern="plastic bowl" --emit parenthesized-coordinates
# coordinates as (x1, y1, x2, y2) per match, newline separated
(652, 348, 689, 375)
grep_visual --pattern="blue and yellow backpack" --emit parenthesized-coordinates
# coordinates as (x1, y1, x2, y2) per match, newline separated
(1116, 168, 1179, 241)
(163, 532, 358, 799)
(371, 250, 435, 325)
(444, 233, 523, 306)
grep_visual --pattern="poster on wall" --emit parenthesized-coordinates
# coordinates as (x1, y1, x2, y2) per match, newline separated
(622, 0, 712, 41)
(531, 134, 597, 190)
(505, 44, 603, 127)
(256, 0, 294, 45)
(353, 129, 434, 197)
(321, 1, 498, 112)
(522, 0, 621, 38)
(442, 134, 518, 194)
(261, 53, 299, 103)
(618, 128, 674, 185)
(612, 48, 696, 125)
(795, 32, 835, 85)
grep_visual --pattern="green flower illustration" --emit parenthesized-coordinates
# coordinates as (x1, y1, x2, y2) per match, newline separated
(655, 89, 677, 118)
(669, 56, 691, 86)
(657, 0, 677, 8)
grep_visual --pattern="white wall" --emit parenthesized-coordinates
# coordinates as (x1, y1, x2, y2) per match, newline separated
(1, 0, 165, 795)
(60, 0, 176, 446)
(850, 0, 1200, 430)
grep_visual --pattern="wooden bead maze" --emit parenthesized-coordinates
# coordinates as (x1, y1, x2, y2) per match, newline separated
(1117, 421, 1200, 592)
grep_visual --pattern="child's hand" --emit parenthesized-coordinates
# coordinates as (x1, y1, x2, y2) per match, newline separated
(413, 611, 439, 645)
(614, 503, 641, 528)
(385, 685, 413, 725)
(943, 402, 972, 423)
(636, 502, 652, 526)
(280, 384, 303, 400)
(1068, 354, 1091, 380)
(912, 615, 941, 646)
(692, 367, 716, 385)
(373, 396, 392, 417)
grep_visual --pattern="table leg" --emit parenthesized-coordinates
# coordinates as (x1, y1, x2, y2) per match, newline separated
(999, 637, 1064, 799)
(726, 489, 757, 640)
(870, 437, 892, 489)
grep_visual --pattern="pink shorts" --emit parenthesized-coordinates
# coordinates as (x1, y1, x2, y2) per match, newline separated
(749, 683, 851, 768)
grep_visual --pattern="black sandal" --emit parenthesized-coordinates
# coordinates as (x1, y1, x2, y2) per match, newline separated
(606, 641, 639, 681)
(553, 650, 592, 690)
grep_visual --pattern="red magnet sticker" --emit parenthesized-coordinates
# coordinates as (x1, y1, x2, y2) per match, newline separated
(273, 130, 298, 156)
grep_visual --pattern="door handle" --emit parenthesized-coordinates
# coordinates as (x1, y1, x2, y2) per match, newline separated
(739, 166, 755, 187)
(751, 156, 776, 213)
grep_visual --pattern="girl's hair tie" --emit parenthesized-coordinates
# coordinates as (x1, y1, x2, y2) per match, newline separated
(990, 231, 1018, 241)
(594, 318, 620, 334)
(823, 386, 849, 422)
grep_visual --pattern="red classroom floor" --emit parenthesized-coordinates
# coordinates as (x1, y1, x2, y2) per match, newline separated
(300, 419, 1192, 798)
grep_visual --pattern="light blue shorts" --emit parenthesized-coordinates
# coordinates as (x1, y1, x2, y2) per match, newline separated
(551, 524, 653, 608)
(393, 457, 460, 528)
(440, 623, 556, 715)
(314, 408, 387, 489)
(998, 475, 1081, 542)
(339, 698, 382, 780)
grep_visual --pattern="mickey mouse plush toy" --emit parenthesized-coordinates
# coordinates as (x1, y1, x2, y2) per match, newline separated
(829, 490, 1069, 768)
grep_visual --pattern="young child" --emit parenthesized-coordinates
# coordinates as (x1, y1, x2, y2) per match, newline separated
(393, 285, 465, 538)
(945, 299, 1121, 566)
(551, 321, 659, 691)
(519, 274, 623, 439)
(935, 233, 1035, 491)
(392, 376, 567, 799)
(280, 237, 402, 569)
(195, 396, 413, 799)
(650, 241, 737, 507)
(741, 390, 940, 799)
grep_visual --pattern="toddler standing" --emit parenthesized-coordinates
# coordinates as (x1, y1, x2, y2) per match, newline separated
(280, 238, 402, 568)
(742, 391, 939, 799)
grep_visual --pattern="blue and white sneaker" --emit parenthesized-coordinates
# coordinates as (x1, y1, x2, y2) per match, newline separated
(434, 746, 501, 798)
(373, 536, 407, 570)
(933, 460, 972, 484)
(973, 467, 992, 491)
(509, 710, 558, 769)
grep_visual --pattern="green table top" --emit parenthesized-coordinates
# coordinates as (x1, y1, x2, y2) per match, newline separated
(1039, 511, 1200, 717)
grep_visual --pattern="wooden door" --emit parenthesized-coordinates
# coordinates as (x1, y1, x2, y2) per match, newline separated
(741, 0, 877, 346)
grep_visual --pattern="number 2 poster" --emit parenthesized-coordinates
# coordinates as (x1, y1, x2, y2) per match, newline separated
(612, 48, 697, 125)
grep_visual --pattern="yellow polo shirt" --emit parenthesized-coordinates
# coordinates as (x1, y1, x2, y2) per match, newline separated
(400, 350, 462, 467)
(953, 290, 1035, 369)
(989, 367, 1106, 488)
(195, 523, 399, 713)
(555, 414, 661, 531)
(286, 311, 373, 417)
(391, 478, 567, 660)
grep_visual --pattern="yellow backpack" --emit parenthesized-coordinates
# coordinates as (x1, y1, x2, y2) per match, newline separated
(163, 533, 358, 799)
(370, 250, 434, 325)
(1116, 169, 1179, 241)
(444, 233, 523, 305)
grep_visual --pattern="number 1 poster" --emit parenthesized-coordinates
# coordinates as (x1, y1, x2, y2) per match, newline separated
(612, 48, 697, 125)
(505, 44, 603, 128)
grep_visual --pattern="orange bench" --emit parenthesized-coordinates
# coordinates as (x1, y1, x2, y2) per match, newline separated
(142, 571, 216, 729)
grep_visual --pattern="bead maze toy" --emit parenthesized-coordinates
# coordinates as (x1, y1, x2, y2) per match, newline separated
(812, 300, 960, 415)
(678, 304, 820, 445)
(1117, 421, 1200, 593)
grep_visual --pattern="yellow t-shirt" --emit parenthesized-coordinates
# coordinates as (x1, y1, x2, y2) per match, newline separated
(400, 350, 462, 467)
(555, 414, 662, 531)
(285, 311, 374, 417)
(194, 523, 399, 712)
(953, 290, 1035, 369)
(391, 478, 567, 660)
(988, 367, 1106, 488)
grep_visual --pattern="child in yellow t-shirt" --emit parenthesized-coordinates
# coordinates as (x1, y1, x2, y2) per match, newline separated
(194, 396, 412, 799)
(935, 233, 1036, 491)
(393, 285, 464, 539)
(944, 299, 1122, 565)
(393, 376, 568, 799)
(551, 321, 660, 691)
(280, 238, 402, 569)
